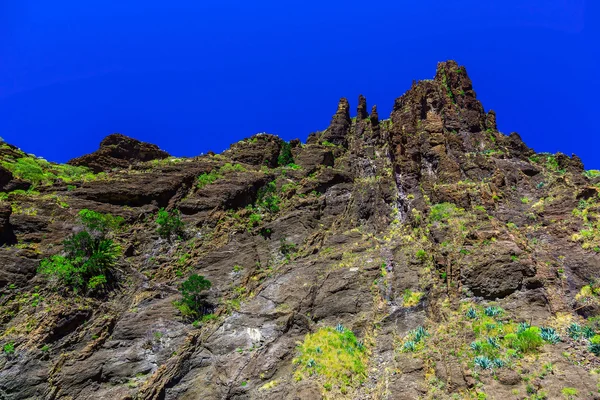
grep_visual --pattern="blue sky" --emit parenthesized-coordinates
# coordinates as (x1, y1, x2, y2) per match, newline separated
(0, 1, 598, 167)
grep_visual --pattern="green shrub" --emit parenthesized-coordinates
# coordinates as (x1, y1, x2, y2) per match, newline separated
(561, 387, 578, 399)
(590, 334, 600, 345)
(37, 209, 122, 293)
(3, 341, 15, 356)
(546, 155, 560, 171)
(177, 274, 211, 318)
(506, 222, 518, 230)
(247, 213, 262, 230)
(155, 208, 184, 239)
(88, 275, 107, 291)
(39, 232, 120, 291)
(277, 141, 294, 166)
(256, 181, 281, 213)
(508, 326, 544, 354)
(415, 249, 428, 262)
(79, 209, 124, 232)
(279, 238, 297, 260)
(197, 170, 221, 188)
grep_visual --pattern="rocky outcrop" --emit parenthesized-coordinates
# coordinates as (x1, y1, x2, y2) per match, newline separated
(223, 134, 283, 168)
(320, 98, 351, 147)
(68, 133, 170, 172)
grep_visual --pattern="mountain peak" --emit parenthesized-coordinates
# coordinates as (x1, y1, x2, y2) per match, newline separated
(68, 133, 170, 172)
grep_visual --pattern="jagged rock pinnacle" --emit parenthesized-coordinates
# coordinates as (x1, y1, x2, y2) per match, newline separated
(335, 97, 350, 119)
(320, 98, 351, 147)
(370, 105, 379, 126)
(357, 95, 368, 120)
(486, 110, 497, 131)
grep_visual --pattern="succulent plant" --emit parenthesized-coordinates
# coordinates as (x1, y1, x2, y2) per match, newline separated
(567, 323, 582, 339)
(403, 341, 416, 352)
(484, 306, 503, 317)
(474, 355, 493, 370)
(540, 327, 560, 344)
(466, 307, 478, 319)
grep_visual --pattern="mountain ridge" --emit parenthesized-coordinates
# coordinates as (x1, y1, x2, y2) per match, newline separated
(1, 60, 600, 400)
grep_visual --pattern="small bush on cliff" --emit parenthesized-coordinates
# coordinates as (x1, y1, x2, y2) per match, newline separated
(247, 213, 262, 230)
(506, 326, 544, 354)
(197, 170, 220, 188)
(176, 274, 212, 318)
(155, 208, 184, 240)
(38, 209, 122, 293)
(79, 208, 124, 232)
(277, 141, 294, 166)
(3, 341, 15, 357)
(256, 181, 281, 213)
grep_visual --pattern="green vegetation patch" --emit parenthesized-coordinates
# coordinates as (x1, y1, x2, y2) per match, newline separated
(197, 163, 247, 189)
(584, 170, 600, 179)
(2, 156, 99, 187)
(429, 202, 464, 223)
(293, 325, 368, 392)
(402, 289, 423, 307)
(571, 196, 600, 250)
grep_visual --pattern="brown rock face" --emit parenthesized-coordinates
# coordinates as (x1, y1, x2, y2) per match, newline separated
(0, 165, 13, 189)
(1, 60, 599, 400)
(0, 202, 16, 246)
(68, 133, 170, 172)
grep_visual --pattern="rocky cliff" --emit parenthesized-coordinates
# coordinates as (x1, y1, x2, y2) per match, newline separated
(1, 61, 600, 400)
